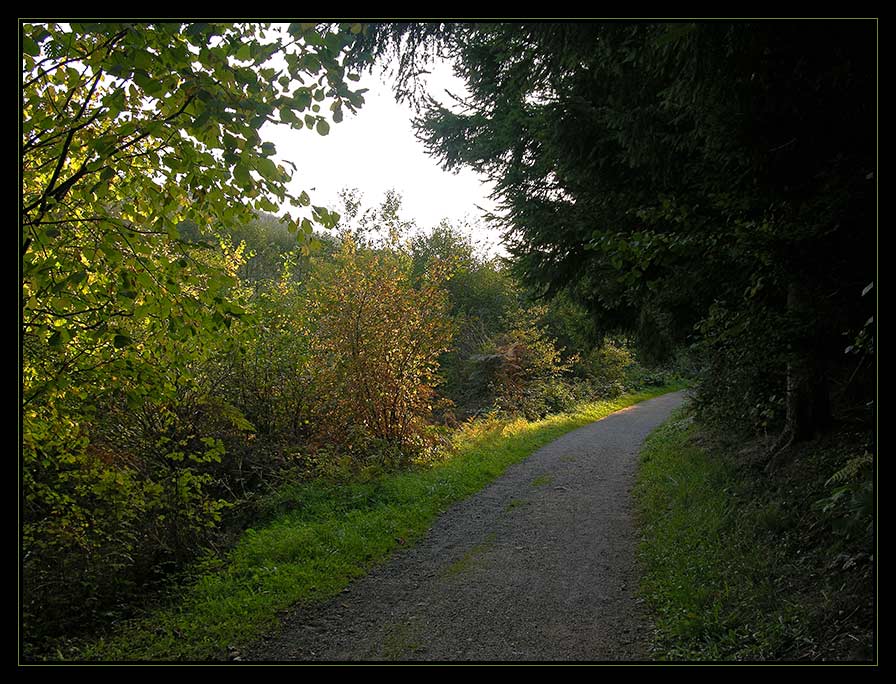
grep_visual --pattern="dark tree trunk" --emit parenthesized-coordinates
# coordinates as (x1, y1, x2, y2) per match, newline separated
(767, 280, 832, 471)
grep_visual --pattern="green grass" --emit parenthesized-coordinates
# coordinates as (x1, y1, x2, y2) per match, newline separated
(635, 410, 749, 660)
(444, 533, 497, 577)
(81, 384, 683, 661)
(531, 473, 554, 487)
(635, 409, 875, 661)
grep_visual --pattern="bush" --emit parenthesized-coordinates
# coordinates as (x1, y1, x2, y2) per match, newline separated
(212, 261, 315, 443)
(578, 339, 634, 396)
(22, 388, 238, 656)
(469, 314, 574, 420)
(307, 239, 453, 462)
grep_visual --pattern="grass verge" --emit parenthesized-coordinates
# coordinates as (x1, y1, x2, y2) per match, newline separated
(80, 384, 683, 661)
(635, 409, 874, 661)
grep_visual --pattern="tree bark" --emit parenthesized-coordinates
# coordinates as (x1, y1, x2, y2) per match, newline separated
(766, 280, 832, 471)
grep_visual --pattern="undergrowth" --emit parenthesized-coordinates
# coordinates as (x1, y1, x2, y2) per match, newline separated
(66, 385, 683, 661)
(635, 408, 874, 662)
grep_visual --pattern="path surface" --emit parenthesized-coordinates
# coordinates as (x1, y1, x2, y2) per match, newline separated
(247, 391, 686, 662)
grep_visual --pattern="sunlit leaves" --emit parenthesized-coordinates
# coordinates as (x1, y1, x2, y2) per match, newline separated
(308, 240, 453, 451)
(21, 24, 367, 611)
(22, 22, 365, 407)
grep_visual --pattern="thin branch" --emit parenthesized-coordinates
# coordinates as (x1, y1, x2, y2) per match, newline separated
(23, 105, 104, 155)
(23, 28, 129, 91)
(24, 71, 103, 217)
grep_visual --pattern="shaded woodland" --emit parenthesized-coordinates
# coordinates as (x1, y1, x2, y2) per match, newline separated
(21, 21, 874, 661)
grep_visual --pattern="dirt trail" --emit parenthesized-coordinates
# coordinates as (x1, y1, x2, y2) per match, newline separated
(247, 390, 686, 662)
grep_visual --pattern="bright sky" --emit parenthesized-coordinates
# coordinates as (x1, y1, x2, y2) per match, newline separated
(261, 62, 505, 256)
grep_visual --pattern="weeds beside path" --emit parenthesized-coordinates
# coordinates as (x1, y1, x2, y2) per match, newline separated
(635, 409, 875, 661)
(84, 385, 684, 661)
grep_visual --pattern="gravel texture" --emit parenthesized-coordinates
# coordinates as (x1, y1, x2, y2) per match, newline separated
(246, 391, 686, 662)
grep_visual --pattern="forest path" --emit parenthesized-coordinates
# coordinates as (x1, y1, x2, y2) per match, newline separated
(246, 390, 686, 662)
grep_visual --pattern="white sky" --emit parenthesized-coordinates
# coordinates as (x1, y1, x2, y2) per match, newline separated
(261, 62, 506, 256)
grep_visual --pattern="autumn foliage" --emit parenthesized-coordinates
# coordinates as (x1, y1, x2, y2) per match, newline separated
(308, 240, 453, 458)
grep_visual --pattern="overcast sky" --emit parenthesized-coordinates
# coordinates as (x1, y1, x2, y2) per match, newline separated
(260, 61, 505, 255)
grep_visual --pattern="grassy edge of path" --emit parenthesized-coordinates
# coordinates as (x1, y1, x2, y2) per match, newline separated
(82, 385, 683, 661)
(634, 408, 875, 662)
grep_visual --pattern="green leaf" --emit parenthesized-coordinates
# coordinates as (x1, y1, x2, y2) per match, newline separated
(48, 329, 69, 348)
(280, 107, 298, 125)
(23, 36, 41, 56)
(293, 90, 312, 110)
(133, 50, 153, 71)
(113, 334, 133, 349)
(103, 89, 127, 115)
(131, 69, 154, 94)
(233, 163, 252, 187)
(316, 119, 330, 136)
(255, 157, 280, 181)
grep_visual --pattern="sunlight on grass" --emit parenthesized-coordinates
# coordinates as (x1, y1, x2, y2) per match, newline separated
(84, 384, 683, 661)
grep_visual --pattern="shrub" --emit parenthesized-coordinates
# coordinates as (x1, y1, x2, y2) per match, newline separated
(211, 259, 315, 443)
(470, 315, 574, 420)
(307, 239, 453, 462)
(579, 339, 635, 396)
(22, 388, 236, 656)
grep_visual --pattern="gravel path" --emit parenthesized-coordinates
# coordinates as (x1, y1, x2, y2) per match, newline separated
(246, 391, 686, 662)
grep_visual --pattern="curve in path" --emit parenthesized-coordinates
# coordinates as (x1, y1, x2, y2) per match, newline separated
(248, 390, 686, 662)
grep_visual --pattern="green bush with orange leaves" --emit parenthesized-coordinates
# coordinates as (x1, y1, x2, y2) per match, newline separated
(306, 238, 454, 465)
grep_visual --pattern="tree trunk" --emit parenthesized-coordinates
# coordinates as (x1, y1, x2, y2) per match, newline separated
(766, 280, 832, 471)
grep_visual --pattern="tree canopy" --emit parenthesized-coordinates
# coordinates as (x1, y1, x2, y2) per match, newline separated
(22, 22, 363, 395)
(353, 21, 876, 440)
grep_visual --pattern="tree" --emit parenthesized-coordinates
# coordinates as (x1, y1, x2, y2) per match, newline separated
(21, 21, 366, 487)
(353, 21, 876, 448)
(22, 22, 362, 409)
(21, 22, 366, 649)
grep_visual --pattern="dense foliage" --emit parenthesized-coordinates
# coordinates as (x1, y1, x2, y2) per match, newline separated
(21, 22, 658, 655)
(353, 21, 875, 445)
(22, 20, 873, 662)
(308, 238, 453, 459)
(21, 21, 366, 653)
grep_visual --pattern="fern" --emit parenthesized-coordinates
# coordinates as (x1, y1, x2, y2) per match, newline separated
(826, 450, 873, 487)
